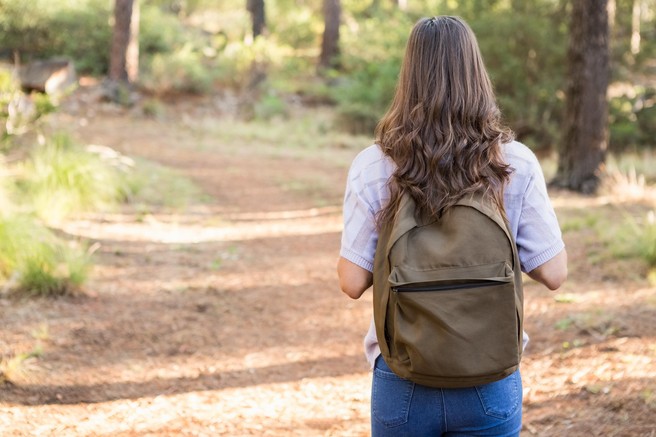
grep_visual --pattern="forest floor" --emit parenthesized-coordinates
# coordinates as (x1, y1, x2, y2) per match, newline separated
(1, 90, 655, 436)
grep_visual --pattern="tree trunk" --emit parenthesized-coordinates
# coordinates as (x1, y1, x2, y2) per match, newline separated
(109, 0, 139, 83)
(631, 0, 641, 55)
(319, 0, 341, 71)
(247, 0, 266, 38)
(552, 0, 609, 194)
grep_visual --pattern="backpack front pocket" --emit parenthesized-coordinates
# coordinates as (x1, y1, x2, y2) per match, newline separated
(386, 262, 520, 382)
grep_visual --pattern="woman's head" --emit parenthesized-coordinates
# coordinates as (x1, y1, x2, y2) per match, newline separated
(397, 16, 496, 127)
(376, 16, 513, 224)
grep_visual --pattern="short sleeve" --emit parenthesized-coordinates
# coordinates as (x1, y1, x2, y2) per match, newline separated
(515, 162, 565, 273)
(339, 147, 391, 272)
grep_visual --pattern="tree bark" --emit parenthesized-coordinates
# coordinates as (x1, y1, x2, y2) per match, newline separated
(319, 0, 341, 71)
(247, 0, 266, 38)
(109, 0, 139, 83)
(631, 0, 641, 55)
(552, 0, 609, 194)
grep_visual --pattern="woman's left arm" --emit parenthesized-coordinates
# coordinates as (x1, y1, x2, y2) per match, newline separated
(337, 257, 373, 299)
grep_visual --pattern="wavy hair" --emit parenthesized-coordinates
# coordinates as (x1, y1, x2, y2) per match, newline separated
(376, 16, 514, 226)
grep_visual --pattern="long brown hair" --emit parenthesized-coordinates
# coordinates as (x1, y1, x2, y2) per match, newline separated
(376, 16, 513, 226)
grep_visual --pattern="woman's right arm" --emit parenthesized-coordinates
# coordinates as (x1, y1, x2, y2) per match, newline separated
(526, 248, 568, 290)
(509, 144, 568, 291)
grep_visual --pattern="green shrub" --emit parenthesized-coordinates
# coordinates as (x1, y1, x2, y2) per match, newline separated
(142, 44, 215, 94)
(46, 0, 112, 75)
(215, 37, 279, 89)
(607, 151, 656, 183)
(610, 211, 656, 268)
(0, 158, 15, 214)
(140, 4, 187, 56)
(267, 7, 320, 50)
(332, 11, 413, 134)
(608, 87, 656, 152)
(0, 0, 52, 57)
(0, 213, 90, 296)
(331, 4, 568, 146)
(610, 120, 640, 152)
(0, 0, 112, 75)
(19, 134, 127, 222)
(636, 89, 656, 147)
(334, 59, 400, 134)
(141, 97, 166, 118)
(254, 92, 288, 121)
(123, 157, 206, 209)
(465, 5, 567, 150)
(0, 70, 57, 141)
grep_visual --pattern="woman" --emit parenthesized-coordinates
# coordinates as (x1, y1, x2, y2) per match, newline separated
(337, 16, 567, 436)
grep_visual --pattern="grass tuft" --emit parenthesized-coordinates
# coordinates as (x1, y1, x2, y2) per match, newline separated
(19, 134, 127, 222)
(610, 210, 656, 268)
(0, 213, 90, 297)
(123, 157, 207, 209)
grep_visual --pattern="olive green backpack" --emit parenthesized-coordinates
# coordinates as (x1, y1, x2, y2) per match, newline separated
(372, 191, 524, 388)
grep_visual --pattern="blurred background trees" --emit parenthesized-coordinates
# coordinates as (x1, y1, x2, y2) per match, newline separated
(0, 0, 654, 174)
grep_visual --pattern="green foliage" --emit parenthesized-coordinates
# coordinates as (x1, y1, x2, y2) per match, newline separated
(141, 98, 166, 118)
(267, 6, 321, 50)
(203, 108, 370, 159)
(0, 212, 90, 296)
(331, 11, 414, 134)
(0, 0, 111, 75)
(0, 70, 57, 141)
(607, 151, 656, 183)
(140, 3, 187, 55)
(561, 213, 599, 234)
(635, 89, 656, 147)
(253, 92, 288, 121)
(611, 211, 656, 268)
(142, 44, 215, 94)
(0, 341, 44, 383)
(609, 87, 656, 152)
(333, 59, 401, 134)
(215, 37, 281, 89)
(0, 0, 52, 56)
(0, 160, 13, 212)
(19, 134, 127, 222)
(328, 2, 569, 143)
(1, 0, 655, 151)
(146, 0, 211, 17)
(468, 4, 568, 150)
(46, 0, 112, 75)
(0, 70, 96, 297)
(123, 157, 206, 209)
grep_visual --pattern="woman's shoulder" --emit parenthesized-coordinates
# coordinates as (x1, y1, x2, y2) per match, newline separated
(502, 141, 540, 168)
(349, 144, 394, 176)
(502, 140, 545, 181)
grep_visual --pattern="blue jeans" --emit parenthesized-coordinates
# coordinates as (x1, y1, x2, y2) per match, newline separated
(371, 356, 522, 436)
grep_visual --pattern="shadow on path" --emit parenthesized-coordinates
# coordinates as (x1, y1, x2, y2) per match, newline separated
(1, 354, 367, 406)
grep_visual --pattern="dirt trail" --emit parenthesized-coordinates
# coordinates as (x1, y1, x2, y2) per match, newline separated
(1, 106, 655, 436)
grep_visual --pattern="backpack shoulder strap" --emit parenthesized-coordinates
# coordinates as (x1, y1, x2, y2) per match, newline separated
(385, 193, 419, 254)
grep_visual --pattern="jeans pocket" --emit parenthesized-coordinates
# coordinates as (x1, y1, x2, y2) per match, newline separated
(371, 358, 415, 427)
(475, 370, 522, 419)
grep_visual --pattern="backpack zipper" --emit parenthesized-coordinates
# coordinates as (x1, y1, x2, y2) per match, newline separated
(392, 280, 503, 293)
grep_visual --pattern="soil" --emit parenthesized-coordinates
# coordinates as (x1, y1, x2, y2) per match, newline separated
(1, 92, 655, 436)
